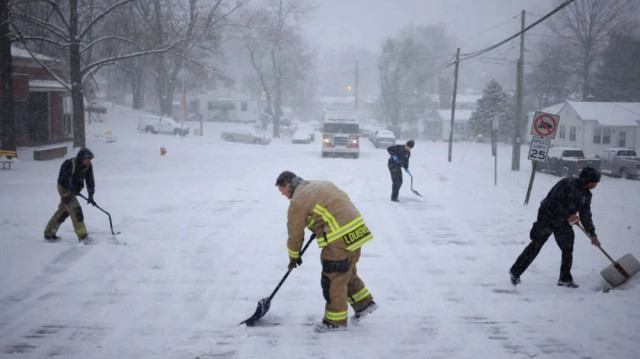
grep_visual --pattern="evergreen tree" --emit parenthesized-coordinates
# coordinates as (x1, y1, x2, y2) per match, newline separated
(592, 32, 640, 101)
(468, 80, 512, 141)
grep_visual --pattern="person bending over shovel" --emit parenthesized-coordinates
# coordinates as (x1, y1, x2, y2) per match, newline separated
(510, 167, 602, 288)
(44, 147, 97, 242)
(387, 140, 414, 202)
(275, 170, 378, 332)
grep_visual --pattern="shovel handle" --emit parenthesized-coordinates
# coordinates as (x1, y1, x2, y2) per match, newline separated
(266, 233, 316, 302)
(576, 222, 622, 266)
(77, 193, 120, 235)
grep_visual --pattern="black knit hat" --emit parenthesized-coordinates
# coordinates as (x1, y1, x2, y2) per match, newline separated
(406, 140, 415, 148)
(579, 167, 601, 183)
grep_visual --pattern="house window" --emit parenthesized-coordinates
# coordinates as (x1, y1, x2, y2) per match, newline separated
(569, 126, 576, 141)
(618, 131, 626, 147)
(593, 127, 610, 144)
(454, 122, 466, 131)
(241, 101, 248, 111)
(207, 101, 215, 111)
(602, 128, 610, 144)
(558, 125, 565, 139)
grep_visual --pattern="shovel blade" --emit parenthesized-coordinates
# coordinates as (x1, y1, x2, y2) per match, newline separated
(600, 253, 640, 288)
(239, 297, 271, 326)
(411, 189, 423, 197)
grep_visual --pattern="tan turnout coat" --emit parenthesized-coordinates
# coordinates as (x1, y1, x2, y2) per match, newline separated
(286, 180, 373, 261)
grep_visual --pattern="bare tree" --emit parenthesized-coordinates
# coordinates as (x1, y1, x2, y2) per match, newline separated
(549, 0, 639, 100)
(128, 0, 241, 116)
(526, 42, 572, 108)
(241, 0, 313, 138)
(10, 0, 220, 147)
(378, 24, 453, 135)
(10, 0, 157, 147)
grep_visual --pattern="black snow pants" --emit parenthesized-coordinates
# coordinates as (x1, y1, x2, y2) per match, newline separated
(510, 220, 575, 282)
(388, 164, 403, 201)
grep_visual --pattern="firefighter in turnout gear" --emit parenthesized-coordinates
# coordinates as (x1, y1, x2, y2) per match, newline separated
(44, 148, 96, 242)
(275, 170, 378, 332)
(387, 140, 414, 201)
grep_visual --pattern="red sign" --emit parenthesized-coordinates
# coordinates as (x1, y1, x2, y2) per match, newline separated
(530, 111, 560, 139)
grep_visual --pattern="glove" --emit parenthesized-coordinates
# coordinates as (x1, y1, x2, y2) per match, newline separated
(404, 168, 411, 175)
(567, 214, 579, 225)
(288, 257, 302, 269)
(87, 193, 96, 205)
(392, 155, 399, 162)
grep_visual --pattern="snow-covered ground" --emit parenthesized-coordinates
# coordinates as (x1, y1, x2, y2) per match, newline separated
(1, 104, 639, 359)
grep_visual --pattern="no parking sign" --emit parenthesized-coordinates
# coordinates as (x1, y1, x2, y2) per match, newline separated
(530, 111, 560, 139)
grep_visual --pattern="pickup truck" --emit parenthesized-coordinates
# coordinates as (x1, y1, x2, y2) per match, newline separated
(597, 148, 640, 179)
(537, 147, 600, 178)
(138, 115, 190, 136)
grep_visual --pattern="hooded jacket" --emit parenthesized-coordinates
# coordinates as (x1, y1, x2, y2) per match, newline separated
(286, 180, 373, 261)
(57, 157, 95, 195)
(387, 144, 411, 169)
(538, 177, 595, 236)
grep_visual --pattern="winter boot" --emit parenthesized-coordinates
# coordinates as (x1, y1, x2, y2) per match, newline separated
(314, 319, 347, 333)
(44, 233, 59, 241)
(78, 234, 93, 244)
(557, 280, 579, 288)
(352, 301, 378, 323)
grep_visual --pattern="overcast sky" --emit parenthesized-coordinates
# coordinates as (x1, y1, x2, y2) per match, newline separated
(304, 0, 556, 53)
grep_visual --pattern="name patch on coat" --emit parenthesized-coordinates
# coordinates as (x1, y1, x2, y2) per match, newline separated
(343, 224, 370, 245)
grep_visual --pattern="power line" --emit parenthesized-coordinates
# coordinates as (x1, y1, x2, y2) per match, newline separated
(447, 0, 576, 67)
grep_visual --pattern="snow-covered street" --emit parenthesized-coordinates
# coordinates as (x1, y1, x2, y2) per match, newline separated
(1, 105, 639, 358)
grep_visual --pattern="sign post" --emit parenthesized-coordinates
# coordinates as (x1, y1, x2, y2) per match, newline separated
(524, 112, 560, 205)
(492, 119, 499, 186)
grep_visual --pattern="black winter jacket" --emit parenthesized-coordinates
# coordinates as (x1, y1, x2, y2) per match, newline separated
(387, 144, 411, 169)
(57, 157, 95, 195)
(538, 177, 595, 236)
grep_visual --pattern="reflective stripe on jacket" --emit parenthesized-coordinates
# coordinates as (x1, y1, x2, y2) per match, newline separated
(286, 180, 373, 261)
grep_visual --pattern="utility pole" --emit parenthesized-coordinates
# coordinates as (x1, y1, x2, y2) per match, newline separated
(512, 10, 525, 171)
(448, 48, 460, 163)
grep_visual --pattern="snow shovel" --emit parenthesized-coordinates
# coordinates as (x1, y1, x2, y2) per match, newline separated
(408, 172, 422, 197)
(78, 193, 121, 235)
(240, 233, 316, 326)
(576, 222, 640, 288)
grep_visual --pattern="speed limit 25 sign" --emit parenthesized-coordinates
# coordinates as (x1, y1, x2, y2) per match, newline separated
(528, 136, 551, 161)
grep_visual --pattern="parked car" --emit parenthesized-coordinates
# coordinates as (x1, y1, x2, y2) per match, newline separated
(372, 130, 396, 148)
(138, 115, 190, 136)
(597, 148, 640, 179)
(295, 122, 315, 141)
(536, 147, 600, 178)
(292, 129, 312, 144)
(220, 127, 270, 144)
(368, 127, 385, 144)
(186, 113, 203, 121)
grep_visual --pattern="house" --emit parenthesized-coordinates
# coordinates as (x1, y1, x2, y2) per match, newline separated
(189, 89, 259, 123)
(423, 109, 474, 141)
(1, 46, 71, 146)
(526, 101, 640, 156)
